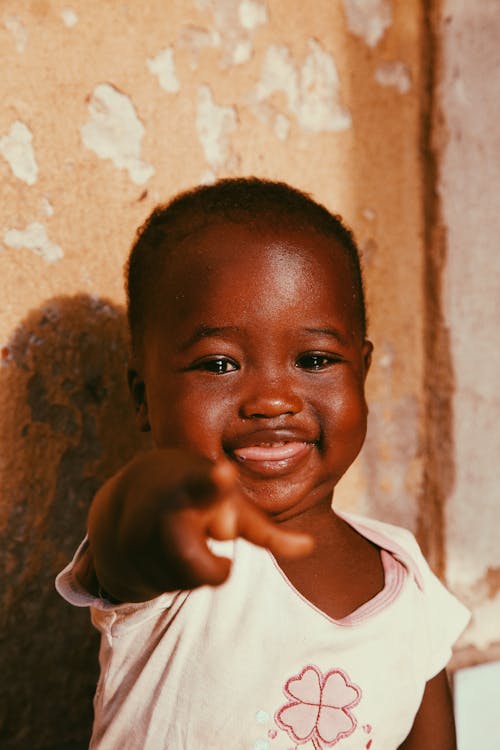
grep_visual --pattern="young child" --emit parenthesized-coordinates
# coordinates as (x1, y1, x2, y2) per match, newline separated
(56, 178, 469, 750)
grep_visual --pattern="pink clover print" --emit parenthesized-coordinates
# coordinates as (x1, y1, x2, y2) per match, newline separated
(275, 665, 361, 748)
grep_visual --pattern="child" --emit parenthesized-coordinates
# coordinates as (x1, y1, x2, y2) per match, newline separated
(56, 178, 470, 749)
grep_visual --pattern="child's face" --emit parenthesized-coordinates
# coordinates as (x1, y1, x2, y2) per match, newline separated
(132, 219, 372, 519)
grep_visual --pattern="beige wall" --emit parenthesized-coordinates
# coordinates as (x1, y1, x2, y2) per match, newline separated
(438, 0, 500, 663)
(0, 2, 497, 747)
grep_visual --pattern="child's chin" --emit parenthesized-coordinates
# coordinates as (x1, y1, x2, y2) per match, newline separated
(236, 475, 317, 518)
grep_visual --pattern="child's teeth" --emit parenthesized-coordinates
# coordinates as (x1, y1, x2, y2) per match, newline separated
(233, 442, 309, 462)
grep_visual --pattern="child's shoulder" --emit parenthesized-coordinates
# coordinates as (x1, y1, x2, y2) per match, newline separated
(336, 509, 427, 587)
(338, 510, 417, 542)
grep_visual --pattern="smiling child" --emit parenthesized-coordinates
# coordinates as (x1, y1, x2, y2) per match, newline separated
(57, 178, 469, 749)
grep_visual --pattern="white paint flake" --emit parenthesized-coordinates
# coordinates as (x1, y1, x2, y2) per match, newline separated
(80, 84, 154, 185)
(274, 113, 291, 141)
(375, 61, 412, 93)
(254, 45, 298, 108)
(238, 0, 268, 30)
(252, 41, 351, 134)
(178, 25, 221, 69)
(196, 85, 238, 172)
(342, 0, 392, 48)
(61, 8, 78, 27)
(0, 121, 38, 185)
(4, 15, 27, 53)
(232, 39, 253, 64)
(147, 47, 180, 93)
(195, 0, 268, 67)
(199, 169, 217, 184)
(41, 197, 54, 217)
(298, 40, 352, 131)
(4, 222, 63, 263)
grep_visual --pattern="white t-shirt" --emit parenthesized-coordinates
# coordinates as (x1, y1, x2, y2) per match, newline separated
(56, 512, 470, 750)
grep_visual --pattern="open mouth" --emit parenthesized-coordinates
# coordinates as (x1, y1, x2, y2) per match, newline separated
(229, 439, 314, 477)
(233, 441, 311, 462)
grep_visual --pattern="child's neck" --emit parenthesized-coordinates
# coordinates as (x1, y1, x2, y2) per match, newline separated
(274, 503, 385, 621)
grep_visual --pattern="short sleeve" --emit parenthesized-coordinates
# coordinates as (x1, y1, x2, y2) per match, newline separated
(55, 536, 105, 608)
(394, 533, 471, 679)
(418, 556, 470, 678)
(55, 536, 234, 638)
(55, 536, 188, 636)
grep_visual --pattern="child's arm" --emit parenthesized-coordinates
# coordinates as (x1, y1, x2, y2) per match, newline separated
(73, 449, 313, 603)
(398, 669, 457, 750)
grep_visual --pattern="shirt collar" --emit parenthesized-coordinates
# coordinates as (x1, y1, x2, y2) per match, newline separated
(336, 510, 425, 591)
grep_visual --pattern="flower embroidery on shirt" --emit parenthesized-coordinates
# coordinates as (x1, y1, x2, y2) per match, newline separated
(275, 665, 361, 748)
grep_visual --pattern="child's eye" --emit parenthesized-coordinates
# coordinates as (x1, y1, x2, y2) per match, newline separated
(192, 357, 239, 374)
(295, 353, 340, 371)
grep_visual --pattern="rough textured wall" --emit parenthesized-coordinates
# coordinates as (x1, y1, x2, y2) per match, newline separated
(436, 0, 500, 661)
(0, 1, 459, 747)
(0, 296, 150, 749)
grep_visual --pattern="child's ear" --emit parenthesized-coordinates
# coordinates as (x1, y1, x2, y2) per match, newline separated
(362, 340, 373, 378)
(127, 366, 151, 432)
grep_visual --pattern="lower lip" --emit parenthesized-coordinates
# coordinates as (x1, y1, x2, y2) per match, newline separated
(231, 441, 313, 476)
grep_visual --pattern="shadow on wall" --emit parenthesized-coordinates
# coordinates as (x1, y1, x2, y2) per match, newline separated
(0, 295, 151, 750)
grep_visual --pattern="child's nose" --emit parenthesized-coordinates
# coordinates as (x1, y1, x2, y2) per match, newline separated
(239, 378, 303, 419)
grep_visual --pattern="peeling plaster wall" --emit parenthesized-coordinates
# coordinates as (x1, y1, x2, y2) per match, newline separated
(436, 0, 500, 657)
(0, 0, 494, 747)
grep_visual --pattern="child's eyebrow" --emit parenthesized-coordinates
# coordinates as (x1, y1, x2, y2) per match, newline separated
(302, 327, 348, 346)
(177, 325, 241, 351)
(177, 325, 349, 351)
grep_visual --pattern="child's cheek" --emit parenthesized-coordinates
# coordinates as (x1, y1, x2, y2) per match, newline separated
(157, 393, 228, 461)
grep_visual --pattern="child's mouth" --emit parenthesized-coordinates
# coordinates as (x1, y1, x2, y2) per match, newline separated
(227, 429, 317, 477)
(232, 441, 311, 462)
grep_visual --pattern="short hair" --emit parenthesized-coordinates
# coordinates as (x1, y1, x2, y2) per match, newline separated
(125, 177, 367, 356)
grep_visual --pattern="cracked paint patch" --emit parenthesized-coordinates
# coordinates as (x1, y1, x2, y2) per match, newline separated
(0, 121, 38, 185)
(299, 40, 351, 131)
(81, 84, 154, 185)
(61, 8, 78, 28)
(41, 197, 54, 217)
(342, 0, 392, 48)
(196, 85, 238, 173)
(4, 223, 63, 263)
(4, 14, 27, 53)
(147, 46, 180, 93)
(178, 25, 220, 69)
(232, 39, 253, 65)
(196, 0, 268, 67)
(238, 0, 268, 30)
(251, 40, 351, 135)
(375, 61, 412, 94)
(274, 113, 290, 141)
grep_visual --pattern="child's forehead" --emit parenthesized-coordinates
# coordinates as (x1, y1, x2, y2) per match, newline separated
(147, 217, 362, 340)
(167, 216, 348, 278)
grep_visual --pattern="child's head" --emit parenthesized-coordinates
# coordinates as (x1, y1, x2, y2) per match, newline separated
(126, 178, 372, 516)
(126, 178, 367, 360)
